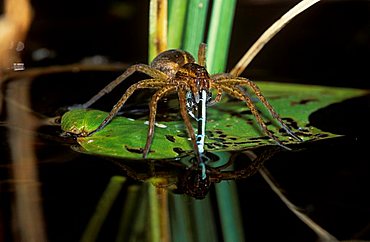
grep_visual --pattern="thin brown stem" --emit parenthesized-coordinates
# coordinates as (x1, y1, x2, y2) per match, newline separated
(230, 0, 321, 76)
(198, 43, 207, 67)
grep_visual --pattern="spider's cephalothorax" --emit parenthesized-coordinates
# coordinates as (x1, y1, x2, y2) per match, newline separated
(152, 48, 212, 104)
(175, 63, 211, 99)
(79, 43, 301, 164)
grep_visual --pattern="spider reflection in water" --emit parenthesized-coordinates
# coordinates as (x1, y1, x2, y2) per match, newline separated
(179, 149, 278, 199)
(106, 148, 278, 199)
(78, 43, 301, 161)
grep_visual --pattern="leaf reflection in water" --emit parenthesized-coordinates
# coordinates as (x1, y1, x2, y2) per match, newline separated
(70, 144, 279, 199)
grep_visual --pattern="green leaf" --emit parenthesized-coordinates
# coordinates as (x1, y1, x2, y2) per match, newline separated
(62, 109, 193, 159)
(61, 81, 367, 160)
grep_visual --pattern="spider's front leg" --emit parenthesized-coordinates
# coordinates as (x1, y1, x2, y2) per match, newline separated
(86, 79, 166, 136)
(78, 64, 168, 109)
(142, 85, 176, 158)
(178, 88, 203, 163)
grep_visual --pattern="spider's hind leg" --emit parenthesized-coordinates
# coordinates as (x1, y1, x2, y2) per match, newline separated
(216, 78, 302, 142)
(219, 84, 294, 150)
(240, 79, 302, 142)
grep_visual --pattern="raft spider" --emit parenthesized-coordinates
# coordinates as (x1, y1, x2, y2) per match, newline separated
(79, 43, 301, 162)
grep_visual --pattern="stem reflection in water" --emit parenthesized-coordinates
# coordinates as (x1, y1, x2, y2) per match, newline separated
(6, 78, 47, 242)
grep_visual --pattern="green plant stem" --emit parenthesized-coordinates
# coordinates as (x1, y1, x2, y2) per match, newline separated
(206, 0, 237, 73)
(128, 189, 147, 242)
(168, 0, 188, 49)
(115, 185, 141, 242)
(205, 3, 244, 239)
(192, 197, 218, 241)
(148, 183, 161, 242)
(213, 152, 245, 242)
(80, 176, 126, 242)
(215, 182, 245, 242)
(148, 181, 170, 242)
(183, 0, 210, 57)
(169, 194, 193, 242)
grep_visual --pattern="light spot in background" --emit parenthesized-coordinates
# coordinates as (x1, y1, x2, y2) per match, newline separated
(81, 55, 109, 65)
(32, 48, 56, 61)
(15, 41, 25, 52)
(13, 62, 25, 71)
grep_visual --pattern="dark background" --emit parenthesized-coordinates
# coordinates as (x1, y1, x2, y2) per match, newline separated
(25, 0, 369, 87)
(2, 0, 369, 241)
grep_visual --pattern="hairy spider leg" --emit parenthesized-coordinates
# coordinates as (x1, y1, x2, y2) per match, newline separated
(87, 79, 166, 135)
(216, 77, 302, 142)
(206, 83, 223, 106)
(178, 88, 203, 164)
(218, 83, 292, 150)
(209, 151, 267, 182)
(81, 64, 169, 108)
(142, 85, 177, 158)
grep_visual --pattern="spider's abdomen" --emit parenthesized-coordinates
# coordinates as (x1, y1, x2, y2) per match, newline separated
(150, 49, 196, 78)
